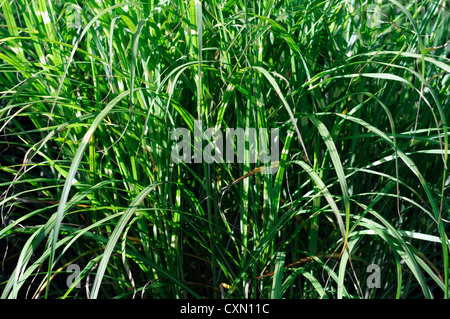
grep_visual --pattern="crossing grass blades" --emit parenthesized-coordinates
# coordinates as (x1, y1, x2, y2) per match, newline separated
(0, 0, 449, 299)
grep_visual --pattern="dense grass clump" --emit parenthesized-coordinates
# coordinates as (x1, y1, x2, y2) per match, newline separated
(0, 0, 449, 299)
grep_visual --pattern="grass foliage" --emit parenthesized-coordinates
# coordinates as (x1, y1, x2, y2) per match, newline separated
(0, 0, 449, 299)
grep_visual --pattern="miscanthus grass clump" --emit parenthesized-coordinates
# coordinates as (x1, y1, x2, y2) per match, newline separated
(0, 0, 449, 299)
